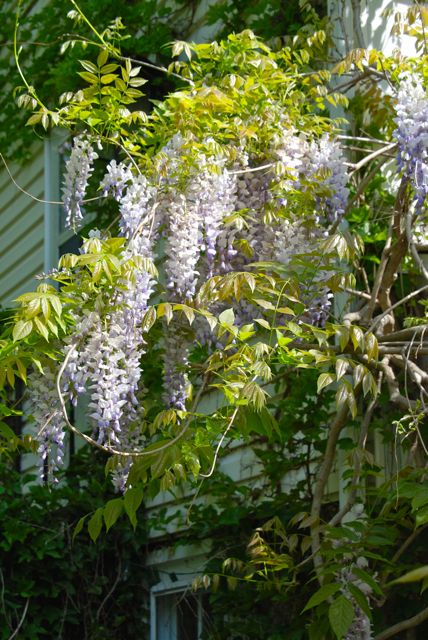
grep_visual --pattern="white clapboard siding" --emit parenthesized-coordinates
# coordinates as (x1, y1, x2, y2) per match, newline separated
(0, 146, 45, 308)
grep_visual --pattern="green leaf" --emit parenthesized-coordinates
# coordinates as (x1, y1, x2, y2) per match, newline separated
(103, 498, 123, 532)
(351, 326, 365, 352)
(335, 325, 349, 351)
(317, 373, 335, 393)
(34, 316, 49, 341)
(78, 71, 98, 85)
(79, 59, 98, 74)
(157, 302, 173, 324)
(87, 507, 103, 542)
(124, 487, 144, 529)
(362, 371, 376, 397)
(347, 583, 371, 620)
(365, 332, 378, 361)
(0, 421, 16, 440)
(302, 583, 341, 612)
(335, 358, 348, 381)
(97, 49, 109, 67)
(219, 308, 235, 325)
(353, 364, 365, 387)
(0, 403, 22, 417)
(352, 567, 383, 595)
(328, 595, 354, 639)
(101, 73, 118, 84)
(100, 63, 119, 74)
(49, 295, 62, 317)
(141, 306, 157, 332)
(390, 565, 428, 585)
(72, 515, 87, 542)
(13, 319, 33, 342)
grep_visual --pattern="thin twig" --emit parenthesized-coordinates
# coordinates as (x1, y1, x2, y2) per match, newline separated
(56, 345, 189, 457)
(350, 142, 396, 174)
(367, 284, 428, 334)
(0, 153, 104, 206)
(374, 604, 428, 640)
(96, 558, 122, 621)
(406, 209, 428, 282)
(7, 599, 30, 640)
(199, 406, 239, 478)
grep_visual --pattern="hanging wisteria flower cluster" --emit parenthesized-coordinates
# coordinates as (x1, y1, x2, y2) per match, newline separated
(27, 122, 349, 485)
(27, 367, 67, 483)
(394, 73, 428, 215)
(62, 134, 99, 230)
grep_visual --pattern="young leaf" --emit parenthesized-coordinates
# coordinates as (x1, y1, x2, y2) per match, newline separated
(124, 487, 144, 529)
(328, 595, 354, 639)
(72, 515, 88, 542)
(103, 498, 123, 532)
(88, 507, 103, 542)
(347, 583, 372, 620)
(302, 583, 341, 612)
(390, 565, 428, 585)
(317, 373, 336, 393)
(13, 319, 33, 342)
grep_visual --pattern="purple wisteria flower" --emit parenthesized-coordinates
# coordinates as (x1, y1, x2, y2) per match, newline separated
(62, 135, 98, 230)
(63, 171, 156, 457)
(27, 368, 68, 482)
(308, 135, 349, 222)
(394, 73, 428, 215)
(100, 160, 133, 199)
(163, 321, 189, 411)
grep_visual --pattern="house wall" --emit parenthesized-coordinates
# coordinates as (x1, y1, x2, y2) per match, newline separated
(0, 146, 45, 308)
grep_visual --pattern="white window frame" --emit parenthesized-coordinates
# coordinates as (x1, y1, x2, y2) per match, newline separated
(150, 578, 206, 640)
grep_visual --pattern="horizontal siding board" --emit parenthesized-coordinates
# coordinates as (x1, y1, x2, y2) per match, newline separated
(0, 207, 44, 259)
(0, 173, 44, 230)
(0, 216, 44, 272)
(0, 249, 44, 306)
(0, 146, 44, 194)
(0, 144, 46, 307)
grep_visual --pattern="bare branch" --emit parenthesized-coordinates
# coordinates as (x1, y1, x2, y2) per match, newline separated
(96, 557, 122, 621)
(406, 209, 428, 282)
(375, 603, 428, 640)
(329, 375, 382, 527)
(368, 285, 428, 335)
(350, 0, 366, 48)
(350, 142, 396, 174)
(7, 599, 30, 640)
(310, 404, 349, 581)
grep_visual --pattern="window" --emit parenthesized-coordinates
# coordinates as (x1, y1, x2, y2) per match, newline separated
(151, 586, 210, 640)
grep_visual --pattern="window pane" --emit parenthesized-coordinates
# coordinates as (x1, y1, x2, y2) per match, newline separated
(156, 593, 177, 640)
(177, 594, 199, 640)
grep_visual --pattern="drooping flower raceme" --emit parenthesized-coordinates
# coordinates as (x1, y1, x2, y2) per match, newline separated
(27, 368, 68, 483)
(163, 321, 190, 411)
(394, 73, 428, 215)
(62, 135, 98, 230)
(100, 160, 133, 200)
(307, 135, 349, 222)
(62, 174, 156, 452)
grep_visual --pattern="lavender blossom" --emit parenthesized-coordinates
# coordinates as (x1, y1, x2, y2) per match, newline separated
(100, 160, 133, 199)
(62, 135, 98, 230)
(394, 73, 428, 215)
(163, 322, 189, 411)
(165, 192, 201, 300)
(27, 368, 68, 482)
(307, 135, 349, 222)
(118, 173, 157, 239)
(201, 165, 237, 277)
(63, 172, 156, 452)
